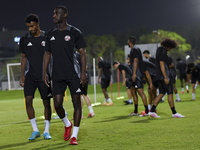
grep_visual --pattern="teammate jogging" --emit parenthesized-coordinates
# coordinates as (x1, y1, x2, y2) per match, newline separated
(43, 5, 87, 145)
(19, 14, 52, 140)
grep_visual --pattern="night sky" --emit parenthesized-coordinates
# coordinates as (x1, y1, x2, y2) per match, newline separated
(1, 0, 200, 36)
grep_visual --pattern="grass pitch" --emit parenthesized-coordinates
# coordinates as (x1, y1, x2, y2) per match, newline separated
(0, 82, 200, 150)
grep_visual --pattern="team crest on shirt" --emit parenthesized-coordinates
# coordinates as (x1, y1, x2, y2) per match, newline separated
(41, 41, 45, 46)
(64, 35, 71, 41)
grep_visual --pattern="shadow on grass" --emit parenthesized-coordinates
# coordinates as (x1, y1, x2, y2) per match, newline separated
(92, 115, 130, 123)
(31, 142, 69, 150)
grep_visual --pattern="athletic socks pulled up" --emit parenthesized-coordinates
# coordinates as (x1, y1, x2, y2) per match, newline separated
(186, 85, 189, 90)
(128, 99, 132, 103)
(44, 120, 50, 133)
(182, 88, 184, 92)
(171, 107, 177, 114)
(71, 126, 79, 139)
(192, 93, 195, 99)
(88, 106, 94, 113)
(150, 105, 157, 113)
(144, 105, 148, 114)
(134, 104, 138, 113)
(30, 118, 39, 132)
(61, 116, 71, 127)
(107, 98, 112, 103)
(175, 93, 181, 100)
(148, 104, 152, 111)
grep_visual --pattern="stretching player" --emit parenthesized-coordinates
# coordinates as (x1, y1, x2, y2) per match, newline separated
(98, 57, 113, 105)
(187, 62, 200, 100)
(149, 38, 185, 118)
(113, 61, 133, 105)
(19, 14, 52, 140)
(176, 58, 189, 93)
(128, 36, 149, 116)
(43, 5, 87, 145)
(167, 55, 181, 102)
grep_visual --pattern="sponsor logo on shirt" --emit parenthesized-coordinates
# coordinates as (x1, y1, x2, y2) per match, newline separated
(41, 41, 45, 46)
(50, 36, 55, 41)
(64, 35, 71, 41)
(76, 88, 81, 93)
(27, 42, 33, 46)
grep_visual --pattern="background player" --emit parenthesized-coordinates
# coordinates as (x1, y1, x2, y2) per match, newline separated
(19, 14, 52, 140)
(128, 36, 149, 116)
(98, 57, 113, 105)
(149, 38, 184, 118)
(113, 61, 133, 105)
(187, 62, 200, 100)
(176, 58, 189, 93)
(43, 5, 87, 145)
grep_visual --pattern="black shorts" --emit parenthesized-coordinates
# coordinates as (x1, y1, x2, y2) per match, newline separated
(101, 78, 110, 89)
(154, 80, 173, 95)
(24, 77, 52, 99)
(52, 78, 82, 96)
(81, 82, 88, 95)
(180, 74, 187, 81)
(191, 76, 200, 84)
(132, 77, 143, 89)
(126, 78, 132, 89)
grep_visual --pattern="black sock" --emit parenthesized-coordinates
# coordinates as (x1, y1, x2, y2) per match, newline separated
(144, 105, 148, 114)
(171, 107, 177, 114)
(134, 104, 138, 113)
(150, 105, 157, 112)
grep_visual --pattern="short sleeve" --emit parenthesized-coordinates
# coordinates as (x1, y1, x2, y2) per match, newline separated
(131, 49, 139, 60)
(98, 61, 103, 69)
(75, 30, 86, 50)
(143, 61, 148, 72)
(159, 48, 167, 62)
(19, 37, 25, 54)
(45, 32, 51, 53)
(118, 64, 122, 73)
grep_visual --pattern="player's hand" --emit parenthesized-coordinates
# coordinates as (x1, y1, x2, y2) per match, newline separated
(150, 83, 154, 90)
(43, 74, 50, 87)
(132, 74, 136, 82)
(80, 73, 88, 86)
(98, 78, 101, 84)
(20, 76, 25, 87)
(122, 79, 126, 86)
(164, 78, 169, 85)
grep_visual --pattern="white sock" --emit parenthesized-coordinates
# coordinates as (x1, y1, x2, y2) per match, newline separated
(30, 118, 39, 132)
(82, 109, 83, 116)
(88, 106, 94, 113)
(157, 89, 159, 96)
(182, 88, 184, 92)
(44, 120, 50, 133)
(107, 98, 112, 103)
(192, 93, 195, 99)
(71, 126, 79, 139)
(175, 94, 180, 100)
(195, 84, 198, 89)
(128, 99, 132, 103)
(186, 85, 189, 90)
(61, 116, 71, 127)
(104, 98, 107, 103)
(148, 104, 152, 110)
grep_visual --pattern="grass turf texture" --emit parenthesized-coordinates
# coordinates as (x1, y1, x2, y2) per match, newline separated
(0, 81, 200, 150)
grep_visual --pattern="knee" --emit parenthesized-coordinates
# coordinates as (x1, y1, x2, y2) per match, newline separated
(26, 97, 33, 107)
(54, 101, 62, 110)
(43, 99, 50, 108)
(72, 99, 81, 110)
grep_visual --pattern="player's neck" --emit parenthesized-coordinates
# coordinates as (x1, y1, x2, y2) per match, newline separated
(32, 29, 41, 37)
(57, 21, 68, 31)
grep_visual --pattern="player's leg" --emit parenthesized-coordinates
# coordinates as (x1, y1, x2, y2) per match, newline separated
(172, 78, 181, 102)
(148, 87, 152, 110)
(128, 86, 138, 116)
(184, 74, 189, 93)
(126, 88, 133, 104)
(180, 75, 185, 94)
(82, 94, 95, 118)
(191, 77, 196, 100)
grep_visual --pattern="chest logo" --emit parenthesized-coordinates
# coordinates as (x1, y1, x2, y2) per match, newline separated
(27, 42, 33, 46)
(65, 35, 71, 41)
(50, 36, 55, 41)
(41, 41, 45, 46)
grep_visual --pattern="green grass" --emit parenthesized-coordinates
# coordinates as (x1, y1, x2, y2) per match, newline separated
(0, 82, 200, 150)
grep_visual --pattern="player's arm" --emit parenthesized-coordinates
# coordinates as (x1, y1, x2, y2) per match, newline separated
(79, 48, 88, 86)
(121, 70, 126, 86)
(187, 74, 190, 83)
(43, 51, 51, 87)
(20, 53, 26, 87)
(160, 61, 169, 85)
(169, 62, 174, 68)
(98, 68, 102, 84)
(132, 58, 138, 82)
(145, 70, 153, 89)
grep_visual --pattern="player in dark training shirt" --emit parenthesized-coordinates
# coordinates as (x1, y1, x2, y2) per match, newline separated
(113, 61, 133, 105)
(143, 50, 157, 65)
(98, 57, 113, 105)
(187, 62, 200, 100)
(19, 14, 52, 140)
(176, 58, 189, 93)
(128, 36, 149, 116)
(149, 38, 185, 118)
(43, 6, 87, 145)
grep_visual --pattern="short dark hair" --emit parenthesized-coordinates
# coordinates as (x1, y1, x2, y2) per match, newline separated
(128, 36, 136, 45)
(176, 58, 181, 61)
(187, 62, 195, 69)
(161, 38, 177, 49)
(25, 14, 39, 23)
(56, 5, 68, 14)
(113, 61, 119, 66)
(143, 50, 150, 54)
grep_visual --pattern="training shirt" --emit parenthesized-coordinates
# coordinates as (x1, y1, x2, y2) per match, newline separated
(129, 46, 144, 78)
(45, 25, 86, 80)
(167, 56, 177, 78)
(176, 62, 187, 75)
(154, 46, 170, 81)
(19, 31, 46, 81)
(143, 60, 156, 77)
(118, 63, 132, 80)
(187, 66, 200, 78)
(149, 56, 157, 65)
(98, 60, 111, 79)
